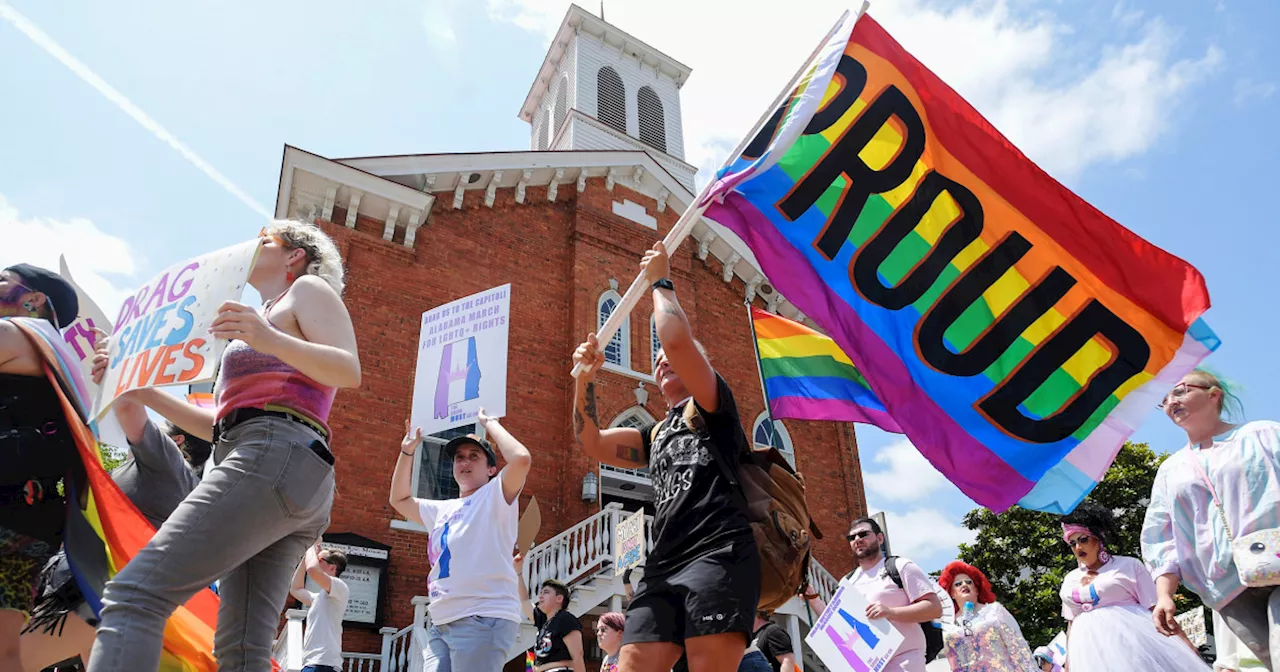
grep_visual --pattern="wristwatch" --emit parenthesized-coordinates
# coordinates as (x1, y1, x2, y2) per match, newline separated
(652, 277, 675, 292)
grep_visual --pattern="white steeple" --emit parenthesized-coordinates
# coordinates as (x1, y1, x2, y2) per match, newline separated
(519, 4, 695, 190)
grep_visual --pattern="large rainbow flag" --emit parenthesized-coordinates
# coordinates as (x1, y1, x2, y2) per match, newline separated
(751, 306, 901, 433)
(12, 318, 221, 671)
(703, 11, 1219, 513)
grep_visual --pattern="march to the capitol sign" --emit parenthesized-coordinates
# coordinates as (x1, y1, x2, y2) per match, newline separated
(94, 239, 260, 417)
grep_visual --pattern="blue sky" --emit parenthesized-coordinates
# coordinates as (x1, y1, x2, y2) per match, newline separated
(2, 0, 1276, 573)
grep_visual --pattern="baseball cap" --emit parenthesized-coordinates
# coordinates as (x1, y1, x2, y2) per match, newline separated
(444, 434, 498, 468)
(5, 263, 79, 329)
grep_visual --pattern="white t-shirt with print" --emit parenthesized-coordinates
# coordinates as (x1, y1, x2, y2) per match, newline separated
(301, 576, 349, 668)
(417, 472, 521, 625)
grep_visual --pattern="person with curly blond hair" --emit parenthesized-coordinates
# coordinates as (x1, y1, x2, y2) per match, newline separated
(88, 221, 362, 672)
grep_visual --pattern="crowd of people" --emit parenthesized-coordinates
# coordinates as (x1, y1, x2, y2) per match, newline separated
(1, 220, 1277, 672)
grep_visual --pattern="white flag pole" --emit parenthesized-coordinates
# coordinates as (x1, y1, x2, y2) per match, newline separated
(570, 2, 869, 378)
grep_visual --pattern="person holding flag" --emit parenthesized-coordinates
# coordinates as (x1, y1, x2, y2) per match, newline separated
(571, 241, 759, 672)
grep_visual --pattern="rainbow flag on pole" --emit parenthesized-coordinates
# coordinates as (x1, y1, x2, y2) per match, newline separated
(703, 9, 1219, 513)
(751, 306, 901, 433)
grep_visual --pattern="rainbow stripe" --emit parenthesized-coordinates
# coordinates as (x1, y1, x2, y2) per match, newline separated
(10, 318, 223, 671)
(753, 306, 901, 432)
(704, 13, 1218, 513)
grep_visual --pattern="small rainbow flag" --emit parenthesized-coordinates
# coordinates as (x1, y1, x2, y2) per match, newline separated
(751, 306, 901, 433)
(525, 649, 535, 672)
(703, 11, 1219, 513)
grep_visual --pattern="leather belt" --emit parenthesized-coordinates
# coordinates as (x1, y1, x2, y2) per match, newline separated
(213, 408, 334, 466)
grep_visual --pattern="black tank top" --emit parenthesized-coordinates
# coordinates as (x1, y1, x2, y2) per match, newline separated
(0, 373, 77, 541)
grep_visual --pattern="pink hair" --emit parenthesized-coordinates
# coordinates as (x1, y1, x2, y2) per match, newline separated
(598, 612, 625, 632)
(939, 561, 998, 615)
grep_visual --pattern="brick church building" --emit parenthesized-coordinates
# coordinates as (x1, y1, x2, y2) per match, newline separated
(269, 5, 867, 669)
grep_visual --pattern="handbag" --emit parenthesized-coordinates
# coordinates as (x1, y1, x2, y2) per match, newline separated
(1186, 447, 1280, 587)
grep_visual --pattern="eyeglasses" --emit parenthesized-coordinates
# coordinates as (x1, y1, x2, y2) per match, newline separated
(1157, 383, 1212, 410)
(847, 530, 873, 541)
(1066, 535, 1093, 548)
(258, 227, 285, 246)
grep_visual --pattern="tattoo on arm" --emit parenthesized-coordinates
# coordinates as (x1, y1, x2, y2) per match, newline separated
(573, 408, 585, 449)
(583, 383, 598, 426)
(615, 441, 643, 464)
(660, 304, 683, 320)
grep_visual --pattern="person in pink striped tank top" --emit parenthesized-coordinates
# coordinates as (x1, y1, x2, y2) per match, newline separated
(89, 220, 361, 672)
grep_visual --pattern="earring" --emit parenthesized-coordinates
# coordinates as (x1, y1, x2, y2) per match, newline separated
(286, 270, 296, 282)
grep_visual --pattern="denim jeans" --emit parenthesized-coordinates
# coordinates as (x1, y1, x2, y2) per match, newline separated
(1218, 585, 1280, 669)
(88, 417, 335, 671)
(737, 650, 773, 672)
(422, 615, 520, 672)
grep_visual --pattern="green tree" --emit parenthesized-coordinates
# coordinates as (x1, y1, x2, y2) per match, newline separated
(956, 442, 1203, 648)
(98, 442, 127, 472)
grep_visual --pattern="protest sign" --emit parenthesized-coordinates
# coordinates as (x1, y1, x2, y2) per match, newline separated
(1046, 631, 1068, 665)
(410, 284, 511, 435)
(517, 497, 541, 556)
(56, 256, 127, 447)
(1176, 607, 1207, 648)
(806, 579, 904, 672)
(614, 509, 646, 576)
(94, 240, 259, 418)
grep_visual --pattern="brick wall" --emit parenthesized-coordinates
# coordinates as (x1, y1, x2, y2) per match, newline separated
(313, 178, 866, 656)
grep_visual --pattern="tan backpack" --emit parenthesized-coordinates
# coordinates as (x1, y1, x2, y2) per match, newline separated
(651, 403, 822, 611)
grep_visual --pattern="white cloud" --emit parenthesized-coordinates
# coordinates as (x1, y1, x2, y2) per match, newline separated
(866, 502, 977, 570)
(862, 439, 950, 502)
(0, 195, 138, 321)
(481, 0, 1220, 182)
(1233, 77, 1276, 107)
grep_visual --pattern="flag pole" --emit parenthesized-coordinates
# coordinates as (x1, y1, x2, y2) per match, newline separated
(745, 302, 780, 445)
(571, 4, 868, 377)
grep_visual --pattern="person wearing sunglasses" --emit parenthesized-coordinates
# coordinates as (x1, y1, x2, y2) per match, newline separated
(1059, 501, 1208, 671)
(89, 220, 361, 672)
(807, 517, 942, 672)
(936, 560, 1036, 671)
(1141, 369, 1280, 669)
(0, 263, 81, 672)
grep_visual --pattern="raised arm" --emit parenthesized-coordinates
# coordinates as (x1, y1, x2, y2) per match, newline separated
(515, 553, 536, 622)
(571, 334, 646, 470)
(389, 422, 426, 527)
(90, 329, 151, 444)
(304, 543, 333, 593)
(290, 553, 313, 606)
(478, 408, 531, 505)
(211, 275, 361, 388)
(643, 242, 719, 412)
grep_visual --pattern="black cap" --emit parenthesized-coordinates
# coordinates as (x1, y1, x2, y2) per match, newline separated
(5, 263, 79, 328)
(444, 434, 498, 468)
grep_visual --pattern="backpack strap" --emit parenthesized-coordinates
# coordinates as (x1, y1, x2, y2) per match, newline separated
(884, 556, 905, 590)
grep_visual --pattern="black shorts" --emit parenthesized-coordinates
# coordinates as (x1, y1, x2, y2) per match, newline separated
(622, 539, 760, 646)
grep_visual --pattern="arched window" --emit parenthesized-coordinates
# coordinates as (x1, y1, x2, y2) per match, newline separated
(552, 74, 569, 142)
(650, 314, 662, 370)
(597, 66, 627, 134)
(637, 86, 666, 152)
(752, 412, 795, 467)
(597, 289, 630, 369)
(610, 406, 655, 430)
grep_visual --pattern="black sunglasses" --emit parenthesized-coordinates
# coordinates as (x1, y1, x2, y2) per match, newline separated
(846, 530, 874, 541)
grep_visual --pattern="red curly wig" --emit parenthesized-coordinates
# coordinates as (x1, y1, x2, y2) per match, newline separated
(939, 561, 998, 615)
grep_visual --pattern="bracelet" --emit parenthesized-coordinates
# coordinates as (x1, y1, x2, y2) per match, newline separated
(400, 450, 415, 457)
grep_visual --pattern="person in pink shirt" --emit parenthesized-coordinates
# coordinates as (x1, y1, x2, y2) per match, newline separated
(808, 517, 943, 672)
(1058, 501, 1207, 671)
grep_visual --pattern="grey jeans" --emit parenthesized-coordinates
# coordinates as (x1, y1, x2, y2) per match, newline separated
(1218, 585, 1280, 670)
(88, 417, 335, 672)
(422, 615, 520, 672)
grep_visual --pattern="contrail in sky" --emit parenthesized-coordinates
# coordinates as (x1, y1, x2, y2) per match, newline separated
(0, 2, 272, 219)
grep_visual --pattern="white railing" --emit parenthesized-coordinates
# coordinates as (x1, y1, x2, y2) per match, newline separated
(522, 503, 648, 600)
(808, 557, 840, 606)
(600, 462, 650, 479)
(382, 596, 430, 672)
(342, 653, 381, 671)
